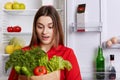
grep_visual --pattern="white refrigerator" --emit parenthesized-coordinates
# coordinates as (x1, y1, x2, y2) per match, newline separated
(0, 0, 120, 80)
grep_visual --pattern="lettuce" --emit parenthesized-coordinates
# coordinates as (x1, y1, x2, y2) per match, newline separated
(47, 56, 72, 72)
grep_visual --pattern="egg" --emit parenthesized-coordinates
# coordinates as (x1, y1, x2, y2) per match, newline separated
(106, 40, 112, 48)
(111, 37, 118, 44)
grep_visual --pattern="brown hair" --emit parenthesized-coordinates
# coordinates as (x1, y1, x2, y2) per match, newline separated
(29, 6, 64, 47)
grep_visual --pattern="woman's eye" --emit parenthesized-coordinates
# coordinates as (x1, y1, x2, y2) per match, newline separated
(49, 26, 53, 29)
(38, 25, 43, 29)
(48, 25, 53, 29)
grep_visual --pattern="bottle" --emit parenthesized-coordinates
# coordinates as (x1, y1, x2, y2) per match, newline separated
(76, 4, 86, 32)
(108, 54, 116, 80)
(96, 46, 105, 80)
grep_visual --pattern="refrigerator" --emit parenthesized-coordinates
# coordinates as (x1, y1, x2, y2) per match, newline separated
(0, 0, 120, 80)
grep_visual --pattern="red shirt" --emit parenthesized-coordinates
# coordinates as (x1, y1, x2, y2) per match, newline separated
(8, 45, 82, 80)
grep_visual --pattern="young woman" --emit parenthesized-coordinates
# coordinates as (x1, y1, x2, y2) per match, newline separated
(8, 6, 82, 80)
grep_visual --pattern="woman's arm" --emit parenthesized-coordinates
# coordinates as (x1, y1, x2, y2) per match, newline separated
(65, 49, 82, 80)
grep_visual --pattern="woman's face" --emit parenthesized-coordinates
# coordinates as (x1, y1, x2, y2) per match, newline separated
(36, 16, 54, 45)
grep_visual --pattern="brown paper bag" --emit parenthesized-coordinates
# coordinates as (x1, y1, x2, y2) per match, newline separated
(18, 70, 60, 80)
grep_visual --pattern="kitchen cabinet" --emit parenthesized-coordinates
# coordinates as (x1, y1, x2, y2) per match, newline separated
(0, 0, 67, 79)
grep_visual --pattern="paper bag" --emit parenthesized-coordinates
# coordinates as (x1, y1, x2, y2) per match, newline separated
(18, 70, 60, 80)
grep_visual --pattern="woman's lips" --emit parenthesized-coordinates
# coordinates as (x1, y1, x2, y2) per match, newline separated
(42, 36, 49, 40)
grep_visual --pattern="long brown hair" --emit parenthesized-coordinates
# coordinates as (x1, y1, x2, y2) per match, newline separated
(29, 6, 64, 47)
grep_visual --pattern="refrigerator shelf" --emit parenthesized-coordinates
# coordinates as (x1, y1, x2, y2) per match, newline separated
(3, 32, 32, 35)
(0, 54, 9, 57)
(70, 22, 102, 32)
(3, 9, 37, 16)
(2, 9, 63, 16)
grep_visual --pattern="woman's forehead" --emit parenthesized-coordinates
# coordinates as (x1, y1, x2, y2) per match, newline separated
(37, 16, 53, 24)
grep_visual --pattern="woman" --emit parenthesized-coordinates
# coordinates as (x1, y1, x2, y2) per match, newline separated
(8, 6, 82, 80)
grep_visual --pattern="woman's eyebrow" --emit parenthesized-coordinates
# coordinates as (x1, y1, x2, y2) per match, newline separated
(37, 22, 43, 25)
(37, 22, 53, 26)
(48, 22, 53, 25)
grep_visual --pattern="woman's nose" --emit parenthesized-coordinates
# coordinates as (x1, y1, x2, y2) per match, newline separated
(43, 27, 48, 34)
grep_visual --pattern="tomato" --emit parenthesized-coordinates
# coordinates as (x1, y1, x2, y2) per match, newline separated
(13, 26, 21, 32)
(33, 66, 47, 76)
(7, 26, 13, 32)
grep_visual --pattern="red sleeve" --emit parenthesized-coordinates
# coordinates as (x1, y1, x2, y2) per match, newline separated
(65, 49, 82, 80)
(8, 68, 19, 80)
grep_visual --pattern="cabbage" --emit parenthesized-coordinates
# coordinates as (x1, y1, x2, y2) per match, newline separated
(9, 37, 25, 47)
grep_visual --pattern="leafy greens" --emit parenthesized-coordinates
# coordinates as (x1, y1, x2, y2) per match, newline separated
(5, 47, 72, 76)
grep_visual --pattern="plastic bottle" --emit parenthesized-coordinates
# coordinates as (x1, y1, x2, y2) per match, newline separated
(96, 46, 105, 80)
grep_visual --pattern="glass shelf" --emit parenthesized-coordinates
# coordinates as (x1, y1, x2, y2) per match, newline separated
(2, 32, 31, 44)
(70, 22, 102, 32)
(2, 9, 63, 16)
(3, 9, 37, 16)
(3, 32, 32, 35)
(0, 54, 9, 57)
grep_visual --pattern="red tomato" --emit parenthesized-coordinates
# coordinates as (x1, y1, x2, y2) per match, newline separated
(33, 66, 47, 76)
(7, 26, 13, 32)
(13, 26, 21, 32)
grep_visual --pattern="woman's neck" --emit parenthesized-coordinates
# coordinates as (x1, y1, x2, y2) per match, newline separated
(40, 44, 53, 52)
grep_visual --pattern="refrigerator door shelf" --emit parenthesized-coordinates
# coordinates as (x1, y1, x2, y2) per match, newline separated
(102, 41, 120, 49)
(70, 22, 102, 32)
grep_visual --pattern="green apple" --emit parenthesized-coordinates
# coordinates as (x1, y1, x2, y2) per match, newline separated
(4, 2, 13, 10)
(12, 2, 20, 9)
(19, 3, 26, 10)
